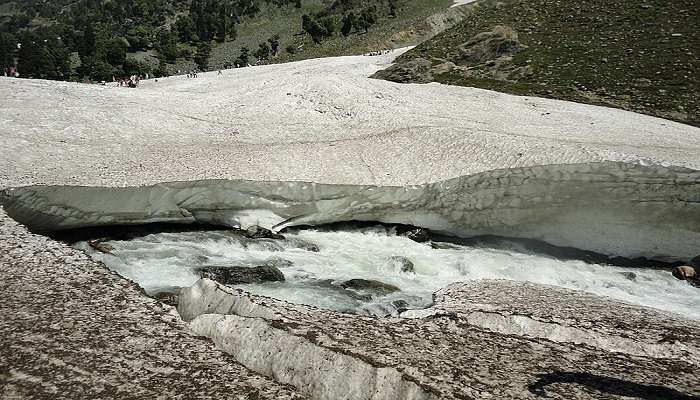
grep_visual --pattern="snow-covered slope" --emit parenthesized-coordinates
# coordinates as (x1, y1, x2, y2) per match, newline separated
(1, 50, 699, 188)
(1, 51, 699, 258)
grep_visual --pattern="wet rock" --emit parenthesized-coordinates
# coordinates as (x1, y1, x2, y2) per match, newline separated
(243, 239, 285, 252)
(265, 257, 294, 268)
(152, 290, 180, 306)
(340, 279, 400, 296)
(391, 299, 410, 313)
(245, 225, 285, 240)
(672, 265, 700, 288)
(619, 271, 637, 281)
(691, 255, 700, 268)
(672, 265, 696, 280)
(197, 265, 285, 285)
(430, 241, 462, 250)
(387, 256, 414, 273)
(87, 239, 114, 254)
(287, 237, 320, 252)
(404, 228, 431, 243)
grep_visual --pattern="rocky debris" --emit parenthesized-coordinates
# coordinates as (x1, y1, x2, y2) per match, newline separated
(87, 239, 114, 254)
(371, 58, 436, 83)
(404, 228, 431, 243)
(340, 279, 400, 296)
(197, 265, 285, 285)
(151, 290, 180, 306)
(179, 279, 700, 400)
(456, 25, 526, 66)
(245, 225, 285, 240)
(0, 209, 305, 399)
(372, 25, 529, 84)
(387, 256, 415, 273)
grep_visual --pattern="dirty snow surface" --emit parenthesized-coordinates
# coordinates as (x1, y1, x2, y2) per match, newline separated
(1, 49, 699, 188)
(451, 0, 478, 7)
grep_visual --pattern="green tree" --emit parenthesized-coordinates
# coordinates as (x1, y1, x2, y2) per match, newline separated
(235, 46, 249, 66)
(156, 28, 180, 62)
(123, 57, 152, 76)
(268, 35, 280, 56)
(174, 15, 197, 43)
(254, 41, 271, 61)
(194, 42, 212, 70)
(357, 6, 377, 33)
(16, 32, 71, 79)
(302, 14, 333, 44)
(0, 33, 17, 70)
(126, 26, 153, 51)
(154, 57, 169, 77)
(388, 0, 397, 18)
(341, 13, 355, 37)
(104, 37, 128, 66)
(78, 56, 114, 81)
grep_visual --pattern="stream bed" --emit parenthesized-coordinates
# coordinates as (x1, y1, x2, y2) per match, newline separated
(75, 225, 700, 319)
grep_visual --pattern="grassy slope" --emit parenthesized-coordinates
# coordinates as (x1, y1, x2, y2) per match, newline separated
(208, 0, 456, 68)
(391, 0, 699, 126)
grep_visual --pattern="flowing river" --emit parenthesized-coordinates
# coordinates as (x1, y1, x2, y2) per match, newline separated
(76, 225, 700, 320)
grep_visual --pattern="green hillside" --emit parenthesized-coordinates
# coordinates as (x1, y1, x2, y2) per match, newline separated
(373, 0, 699, 126)
(0, 0, 461, 81)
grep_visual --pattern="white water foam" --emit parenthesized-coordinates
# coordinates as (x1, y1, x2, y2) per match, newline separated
(76, 226, 700, 319)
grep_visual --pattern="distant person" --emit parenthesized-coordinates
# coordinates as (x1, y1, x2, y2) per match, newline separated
(672, 265, 700, 288)
(217, 70, 222, 75)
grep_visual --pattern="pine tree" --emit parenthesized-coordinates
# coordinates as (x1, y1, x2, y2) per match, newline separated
(194, 42, 212, 71)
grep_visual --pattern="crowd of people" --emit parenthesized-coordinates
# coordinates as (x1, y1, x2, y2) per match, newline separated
(364, 49, 393, 56)
(115, 75, 145, 88)
(3, 66, 20, 78)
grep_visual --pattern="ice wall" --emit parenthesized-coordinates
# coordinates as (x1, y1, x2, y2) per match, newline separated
(2, 161, 699, 259)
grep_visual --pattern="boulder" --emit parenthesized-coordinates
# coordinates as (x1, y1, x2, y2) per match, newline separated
(404, 228, 431, 243)
(152, 290, 180, 306)
(340, 279, 400, 296)
(87, 239, 114, 254)
(457, 25, 526, 66)
(264, 257, 294, 268)
(287, 237, 320, 252)
(387, 256, 414, 273)
(619, 271, 637, 281)
(197, 265, 285, 285)
(391, 299, 409, 313)
(691, 255, 700, 268)
(370, 58, 434, 84)
(244, 225, 285, 240)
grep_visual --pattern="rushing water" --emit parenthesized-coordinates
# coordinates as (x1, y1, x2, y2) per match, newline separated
(76, 225, 700, 319)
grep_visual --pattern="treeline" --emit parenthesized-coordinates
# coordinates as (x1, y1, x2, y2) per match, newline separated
(1, 0, 403, 82)
(300, 0, 397, 44)
(0, 0, 294, 81)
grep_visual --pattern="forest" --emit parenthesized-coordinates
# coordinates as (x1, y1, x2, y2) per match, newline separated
(0, 0, 398, 81)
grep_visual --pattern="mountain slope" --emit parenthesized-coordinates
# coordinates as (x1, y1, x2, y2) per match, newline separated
(373, 0, 699, 126)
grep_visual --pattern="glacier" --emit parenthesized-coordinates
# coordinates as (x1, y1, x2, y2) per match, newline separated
(3, 161, 699, 260)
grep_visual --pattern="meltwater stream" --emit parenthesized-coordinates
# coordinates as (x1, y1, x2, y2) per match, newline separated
(76, 226, 700, 320)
